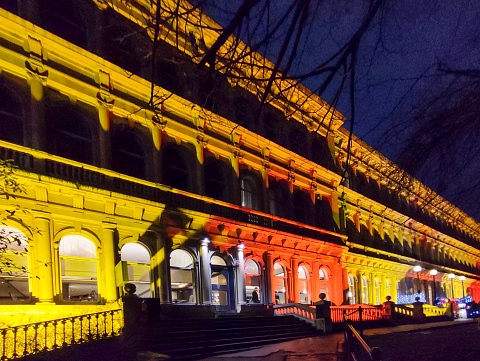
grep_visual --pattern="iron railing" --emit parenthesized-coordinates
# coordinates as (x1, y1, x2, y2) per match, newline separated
(0, 309, 123, 360)
(343, 309, 382, 361)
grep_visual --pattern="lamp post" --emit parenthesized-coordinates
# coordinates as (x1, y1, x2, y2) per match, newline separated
(430, 269, 438, 305)
(459, 276, 466, 298)
(448, 273, 455, 299)
(413, 266, 422, 294)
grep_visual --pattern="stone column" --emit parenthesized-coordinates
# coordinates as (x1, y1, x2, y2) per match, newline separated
(35, 216, 54, 303)
(264, 251, 274, 305)
(291, 256, 299, 303)
(199, 238, 212, 304)
(155, 234, 171, 304)
(101, 222, 118, 303)
(236, 243, 247, 306)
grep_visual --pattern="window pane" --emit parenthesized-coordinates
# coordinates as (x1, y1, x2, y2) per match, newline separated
(121, 243, 150, 264)
(59, 235, 96, 258)
(245, 259, 259, 275)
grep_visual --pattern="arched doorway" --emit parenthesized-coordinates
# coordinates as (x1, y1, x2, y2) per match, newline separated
(120, 243, 151, 297)
(211, 255, 233, 311)
(59, 235, 98, 302)
(170, 249, 196, 303)
(0, 226, 29, 303)
(273, 262, 287, 304)
(245, 259, 262, 303)
(298, 265, 310, 304)
(319, 267, 330, 300)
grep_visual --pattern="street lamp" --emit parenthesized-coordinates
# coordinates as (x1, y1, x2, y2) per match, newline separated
(430, 269, 438, 305)
(413, 265, 422, 294)
(459, 276, 466, 298)
(448, 273, 455, 299)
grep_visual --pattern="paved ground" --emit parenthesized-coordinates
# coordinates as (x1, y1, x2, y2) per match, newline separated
(201, 319, 477, 361)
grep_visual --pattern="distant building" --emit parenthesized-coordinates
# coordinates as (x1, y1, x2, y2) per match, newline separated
(0, 0, 479, 321)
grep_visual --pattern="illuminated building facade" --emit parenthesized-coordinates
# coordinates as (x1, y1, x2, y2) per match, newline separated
(0, 0, 480, 322)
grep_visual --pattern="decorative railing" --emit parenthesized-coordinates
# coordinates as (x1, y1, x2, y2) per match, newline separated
(0, 309, 123, 360)
(393, 304, 414, 317)
(331, 305, 383, 323)
(273, 303, 315, 324)
(423, 304, 448, 317)
(273, 303, 384, 324)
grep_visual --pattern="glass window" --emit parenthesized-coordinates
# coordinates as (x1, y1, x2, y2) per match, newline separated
(204, 159, 228, 201)
(121, 243, 151, 298)
(348, 275, 356, 305)
(375, 278, 381, 305)
(241, 177, 257, 210)
(163, 147, 190, 191)
(0, 227, 29, 303)
(0, 85, 24, 145)
(59, 236, 97, 302)
(274, 262, 287, 304)
(362, 277, 369, 304)
(47, 105, 93, 165)
(170, 249, 195, 303)
(111, 128, 146, 179)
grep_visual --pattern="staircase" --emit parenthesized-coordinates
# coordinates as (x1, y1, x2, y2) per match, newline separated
(145, 315, 319, 360)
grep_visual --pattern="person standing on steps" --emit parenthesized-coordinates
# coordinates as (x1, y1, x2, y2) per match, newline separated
(252, 287, 260, 303)
(314, 292, 333, 334)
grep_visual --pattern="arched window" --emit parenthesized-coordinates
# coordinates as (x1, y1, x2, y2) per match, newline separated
(47, 105, 93, 164)
(121, 243, 151, 298)
(241, 176, 258, 210)
(298, 266, 310, 304)
(245, 259, 261, 303)
(293, 190, 310, 224)
(111, 128, 146, 179)
(362, 277, 369, 304)
(348, 275, 356, 305)
(204, 159, 228, 201)
(273, 262, 287, 304)
(0, 85, 24, 145)
(59, 235, 97, 302)
(374, 278, 381, 305)
(170, 249, 195, 303)
(163, 146, 190, 191)
(0, 226, 28, 303)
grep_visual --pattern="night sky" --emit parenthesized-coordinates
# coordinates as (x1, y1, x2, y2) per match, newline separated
(197, 0, 480, 220)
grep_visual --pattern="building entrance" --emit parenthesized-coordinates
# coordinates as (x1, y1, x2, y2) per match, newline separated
(211, 255, 234, 311)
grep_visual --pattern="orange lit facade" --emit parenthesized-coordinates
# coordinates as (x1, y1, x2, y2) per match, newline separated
(0, 0, 480, 322)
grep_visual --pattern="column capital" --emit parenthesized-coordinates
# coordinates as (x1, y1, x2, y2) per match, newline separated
(200, 238, 210, 247)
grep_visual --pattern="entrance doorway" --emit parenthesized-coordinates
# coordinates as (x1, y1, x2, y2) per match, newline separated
(211, 255, 234, 311)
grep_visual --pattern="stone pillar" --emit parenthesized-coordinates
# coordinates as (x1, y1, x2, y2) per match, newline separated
(199, 238, 212, 304)
(236, 243, 247, 306)
(155, 234, 171, 304)
(102, 222, 118, 303)
(35, 216, 54, 303)
(291, 256, 299, 303)
(264, 251, 274, 305)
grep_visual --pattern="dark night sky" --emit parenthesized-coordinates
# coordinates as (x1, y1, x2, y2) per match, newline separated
(198, 0, 480, 220)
